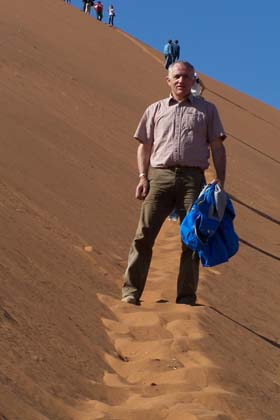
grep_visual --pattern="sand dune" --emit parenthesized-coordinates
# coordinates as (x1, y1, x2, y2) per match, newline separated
(1, 1, 279, 419)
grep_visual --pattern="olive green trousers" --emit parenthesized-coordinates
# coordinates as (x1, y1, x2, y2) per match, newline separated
(122, 167, 206, 303)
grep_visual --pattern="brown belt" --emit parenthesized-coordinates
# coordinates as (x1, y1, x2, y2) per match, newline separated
(154, 166, 203, 172)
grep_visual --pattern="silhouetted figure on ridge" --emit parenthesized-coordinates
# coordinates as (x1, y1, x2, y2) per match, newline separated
(163, 40, 174, 70)
(172, 40, 180, 63)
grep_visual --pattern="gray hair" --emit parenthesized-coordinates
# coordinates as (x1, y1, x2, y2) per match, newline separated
(168, 61, 195, 77)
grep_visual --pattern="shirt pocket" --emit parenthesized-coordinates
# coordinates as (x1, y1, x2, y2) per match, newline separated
(182, 111, 207, 140)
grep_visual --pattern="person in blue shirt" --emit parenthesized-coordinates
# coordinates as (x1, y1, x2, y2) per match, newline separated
(163, 40, 174, 70)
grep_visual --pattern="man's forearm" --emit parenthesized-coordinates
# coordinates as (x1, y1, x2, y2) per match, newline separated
(137, 143, 152, 175)
(135, 143, 152, 200)
(211, 140, 226, 186)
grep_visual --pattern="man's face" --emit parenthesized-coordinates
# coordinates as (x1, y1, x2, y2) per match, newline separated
(166, 63, 195, 101)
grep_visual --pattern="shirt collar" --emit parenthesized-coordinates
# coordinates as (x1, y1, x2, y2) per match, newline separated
(168, 94, 194, 106)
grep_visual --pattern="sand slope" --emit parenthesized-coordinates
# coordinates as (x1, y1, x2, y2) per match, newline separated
(0, 1, 279, 419)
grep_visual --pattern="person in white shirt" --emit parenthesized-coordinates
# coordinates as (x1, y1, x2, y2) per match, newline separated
(85, 0, 93, 15)
(191, 72, 206, 97)
(108, 5, 115, 26)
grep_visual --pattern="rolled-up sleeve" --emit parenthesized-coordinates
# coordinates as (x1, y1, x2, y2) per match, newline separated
(134, 105, 155, 145)
(207, 104, 227, 143)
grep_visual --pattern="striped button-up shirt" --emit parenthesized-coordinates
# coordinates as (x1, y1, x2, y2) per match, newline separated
(134, 95, 226, 170)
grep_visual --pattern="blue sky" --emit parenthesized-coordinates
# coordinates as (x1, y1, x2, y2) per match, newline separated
(70, 0, 280, 110)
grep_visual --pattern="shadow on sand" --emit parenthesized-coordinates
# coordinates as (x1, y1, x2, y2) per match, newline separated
(209, 306, 280, 350)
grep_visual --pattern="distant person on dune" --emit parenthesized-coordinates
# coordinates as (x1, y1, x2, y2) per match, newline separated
(191, 71, 206, 98)
(94, 1, 103, 21)
(172, 40, 180, 62)
(82, 0, 87, 12)
(64, 0, 71, 4)
(108, 5, 115, 26)
(163, 40, 174, 70)
(85, 0, 94, 15)
(121, 61, 227, 306)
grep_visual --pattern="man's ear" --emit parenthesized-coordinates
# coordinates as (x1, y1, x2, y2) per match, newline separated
(166, 75, 171, 86)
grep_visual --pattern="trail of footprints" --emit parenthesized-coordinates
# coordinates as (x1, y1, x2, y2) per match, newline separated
(80, 222, 232, 419)
(81, 293, 232, 420)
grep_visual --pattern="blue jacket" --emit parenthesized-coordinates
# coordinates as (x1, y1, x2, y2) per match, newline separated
(180, 183, 239, 267)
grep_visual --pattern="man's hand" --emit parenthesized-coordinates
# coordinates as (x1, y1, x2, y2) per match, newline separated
(135, 143, 152, 200)
(210, 178, 224, 188)
(135, 177, 149, 200)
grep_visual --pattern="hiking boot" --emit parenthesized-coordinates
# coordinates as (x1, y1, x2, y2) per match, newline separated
(121, 295, 138, 305)
(176, 297, 196, 306)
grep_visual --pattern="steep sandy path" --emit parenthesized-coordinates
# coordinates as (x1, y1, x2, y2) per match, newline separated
(77, 222, 234, 420)
(74, 214, 279, 420)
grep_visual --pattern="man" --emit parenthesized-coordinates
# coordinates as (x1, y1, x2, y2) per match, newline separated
(122, 61, 226, 306)
(172, 40, 180, 62)
(163, 40, 174, 70)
